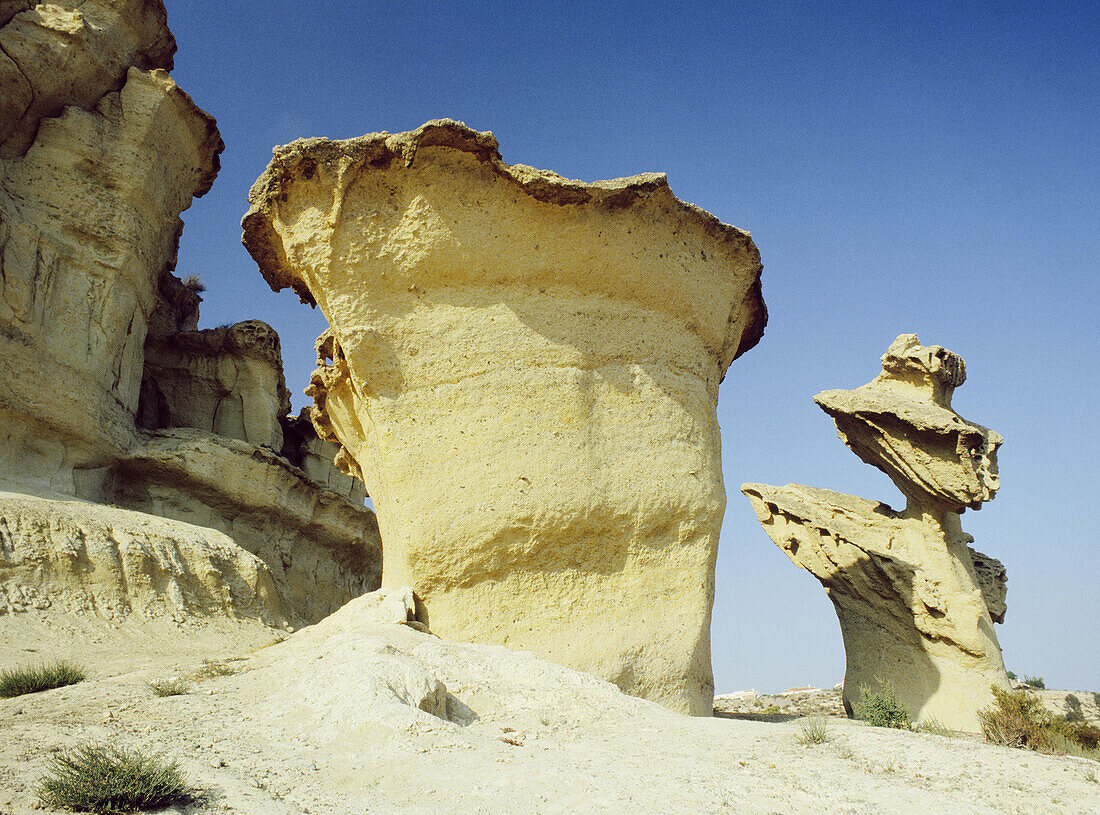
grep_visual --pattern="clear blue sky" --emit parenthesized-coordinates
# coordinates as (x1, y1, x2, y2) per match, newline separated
(167, 0, 1098, 692)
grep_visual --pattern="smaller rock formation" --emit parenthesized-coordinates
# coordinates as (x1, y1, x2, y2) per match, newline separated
(742, 334, 1009, 731)
(139, 320, 292, 452)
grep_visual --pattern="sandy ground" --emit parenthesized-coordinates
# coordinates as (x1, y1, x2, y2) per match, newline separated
(1, 601, 1097, 815)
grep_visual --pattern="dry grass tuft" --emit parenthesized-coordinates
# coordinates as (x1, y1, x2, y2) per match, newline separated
(796, 715, 831, 745)
(147, 679, 191, 697)
(0, 661, 85, 698)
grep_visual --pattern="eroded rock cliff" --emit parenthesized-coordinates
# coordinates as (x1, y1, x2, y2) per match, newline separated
(742, 335, 1009, 731)
(243, 119, 766, 714)
(0, 1, 380, 629)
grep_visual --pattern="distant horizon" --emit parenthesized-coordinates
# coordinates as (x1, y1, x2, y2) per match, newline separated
(168, 0, 1098, 693)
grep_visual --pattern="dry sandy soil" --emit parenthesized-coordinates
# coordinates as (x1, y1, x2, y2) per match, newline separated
(1, 595, 1097, 815)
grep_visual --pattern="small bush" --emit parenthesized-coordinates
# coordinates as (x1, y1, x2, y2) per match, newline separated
(1022, 675, 1045, 689)
(37, 743, 190, 814)
(1006, 670, 1017, 680)
(192, 659, 237, 680)
(796, 715, 831, 745)
(1065, 693, 1085, 723)
(147, 679, 190, 697)
(979, 686, 1100, 760)
(0, 661, 85, 698)
(854, 680, 913, 729)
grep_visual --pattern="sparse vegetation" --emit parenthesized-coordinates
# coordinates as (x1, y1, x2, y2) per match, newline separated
(1022, 675, 1045, 689)
(192, 659, 237, 680)
(181, 273, 206, 293)
(1065, 693, 1085, 723)
(0, 661, 85, 698)
(147, 679, 190, 697)
(918, 716, 956, 737)
(978, 686, 1100, 761)
(853, 680, 913, 730)
(37, 742, 191, 814)
(796, 715, 831, 745)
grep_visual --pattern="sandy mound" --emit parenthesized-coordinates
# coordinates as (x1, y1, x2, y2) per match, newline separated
(0, 590, 1096, 814)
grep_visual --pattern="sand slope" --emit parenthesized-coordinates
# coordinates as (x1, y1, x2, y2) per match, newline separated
(0, 592, 1096, 814)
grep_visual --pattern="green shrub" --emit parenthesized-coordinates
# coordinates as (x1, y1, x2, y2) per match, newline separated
(37, 743, 190, 814)
(0, 661, 85, 698)
(1022, 675, 1045, 689)
(1006, 670, 1017, 680)
(979, 686, 1099, 760)
(147, 679, 190, 698)
(796, 715, 831, 745)
(1065, 693, 1085, 723)
(854, 680, 913, 729)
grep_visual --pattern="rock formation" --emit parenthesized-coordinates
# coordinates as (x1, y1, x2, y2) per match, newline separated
(242, 119, 766, 715)
(0, 1, 380, 628)
(742, 334, 1009, 731)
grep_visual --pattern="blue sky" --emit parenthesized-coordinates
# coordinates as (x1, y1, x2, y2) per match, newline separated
(167, 1, 1098, 692)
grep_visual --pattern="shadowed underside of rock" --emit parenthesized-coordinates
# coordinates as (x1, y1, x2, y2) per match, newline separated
(741, 335, 1008, 731)
(242, 119, 766, 715)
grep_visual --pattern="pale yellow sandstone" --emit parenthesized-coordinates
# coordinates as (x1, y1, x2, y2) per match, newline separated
(0, 66, 221, 491)
(0, 3, 382, 629)
(243, 119, 766, 714)
(741, 335, 1008, 731)
(0, 490, 286, 624)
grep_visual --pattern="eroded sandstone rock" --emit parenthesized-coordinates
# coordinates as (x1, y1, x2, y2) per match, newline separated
(139, 320, 292, 451)
(742, 335, 1009, 731)
(107, 430, 381, 625)
(0, 490, 286, 624)
(0, 2, 381, 629)
(280, 407, 368, 504)
(242, 119, 766, 715)
(0, 63, 221, 492)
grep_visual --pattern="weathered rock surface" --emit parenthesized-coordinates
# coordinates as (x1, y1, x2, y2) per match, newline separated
(0, 1, 380, 630)
(0, 62, 221, 492)
(0, 0, 177, 156)
(107, 430, 381, 625)
(243, 119, 766, 715)
(742, 335, 1009, 731)
(280, 407, 368, 504)
(0, 490, 285, 623)
(139, 320, 292, 451)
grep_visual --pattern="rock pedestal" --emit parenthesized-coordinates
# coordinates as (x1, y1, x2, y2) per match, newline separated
(742, 335, 1009, 731)
(243, 120, 766, 714)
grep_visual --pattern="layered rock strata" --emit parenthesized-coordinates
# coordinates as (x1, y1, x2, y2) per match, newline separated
(243, 119, 766, 714)
(742, 334, 1009, 731)
(0, 2, 220, 492)
(0, 1, 380, 627)
(139, 320, 292, 451)
(0, 490, 286, 624)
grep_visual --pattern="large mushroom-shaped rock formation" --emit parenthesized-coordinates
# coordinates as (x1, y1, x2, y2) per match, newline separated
(742, 335, 1009, 731)
(243, 119, 766, 714)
